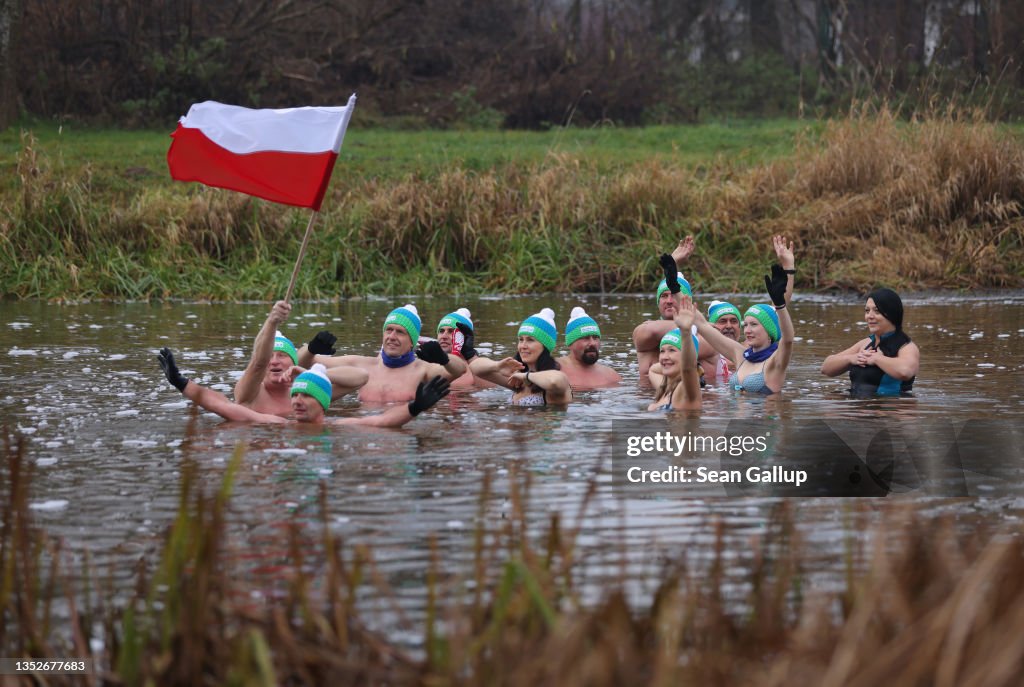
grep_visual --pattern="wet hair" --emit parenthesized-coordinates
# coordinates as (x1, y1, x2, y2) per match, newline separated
(867, 288, 904, 331)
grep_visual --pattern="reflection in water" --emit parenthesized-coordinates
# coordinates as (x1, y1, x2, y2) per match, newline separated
(1, 294, 1023, 626)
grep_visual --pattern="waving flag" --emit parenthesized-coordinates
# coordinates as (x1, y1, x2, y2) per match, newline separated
(167, 95, 356, 210)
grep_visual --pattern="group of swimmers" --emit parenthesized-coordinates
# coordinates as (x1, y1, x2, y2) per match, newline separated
(157, 235, 920, 424)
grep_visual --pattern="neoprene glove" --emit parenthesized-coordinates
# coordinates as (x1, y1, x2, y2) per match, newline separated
(765, 264, 788, 307)
(158, 347, 189, 392)
(308, 330, 337, 356)
(408, 375, 451, 416)
(417, 340, 450, 365)
(455, 322, 477, 361)
(659, 253, 681, 294)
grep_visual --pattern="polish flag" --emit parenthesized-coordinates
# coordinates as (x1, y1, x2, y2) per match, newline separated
(167, 95, 356, 211)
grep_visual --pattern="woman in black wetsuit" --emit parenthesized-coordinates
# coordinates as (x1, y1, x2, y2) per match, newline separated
(820, 288, 919, 396)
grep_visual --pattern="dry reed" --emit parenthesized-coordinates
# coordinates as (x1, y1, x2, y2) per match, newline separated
(3, 432, 1024, 686)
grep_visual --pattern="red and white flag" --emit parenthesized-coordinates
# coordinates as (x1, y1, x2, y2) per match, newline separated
(166, 95, 356, 211)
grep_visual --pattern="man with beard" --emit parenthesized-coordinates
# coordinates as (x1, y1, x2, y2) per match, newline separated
(234, 300, 365, 417)
(703, 300, 743, 379)
(558, 307, 621, 389)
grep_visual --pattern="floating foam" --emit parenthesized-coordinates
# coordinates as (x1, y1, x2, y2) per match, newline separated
(114, 409, 140, 417)
(122, 439, 158, 448)
(263, 448, 308, 455)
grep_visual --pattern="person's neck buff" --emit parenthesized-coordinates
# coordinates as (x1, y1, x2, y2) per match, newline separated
(743, 342, 778, 363)
(381, 349, 416, 368)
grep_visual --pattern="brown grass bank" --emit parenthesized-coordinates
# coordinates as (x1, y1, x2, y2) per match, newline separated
(3, 435, 1024, 686)
(2, 107, 1023, 299)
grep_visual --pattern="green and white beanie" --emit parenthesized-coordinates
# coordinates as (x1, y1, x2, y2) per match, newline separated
(437, 307, 473, 334)
(273, 331, 298, 365)
(518, 307, 558, 353)
(290, 363, 332, 411)
(383, 304, 422, 343)
(564, 307, 601, 346)
(744, 304, 781, 343)
(707, 300, 742, 324)
(660, 326, 699, 361)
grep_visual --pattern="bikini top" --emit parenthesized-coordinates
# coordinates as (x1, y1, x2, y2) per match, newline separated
(511, 390, 546, 406)
(729, 361, 776, 395)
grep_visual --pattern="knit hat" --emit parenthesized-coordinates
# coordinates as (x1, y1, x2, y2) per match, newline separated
(383, 304, 421, 343)
(518, 307, 558, 353)
(657, 272, 692, 301)
(660, 326, 699, 360)
(437, 307, 473, 334)
(707, 300, 742, 324)
(273, 331, 298, 365)
(744, 304, 781, 343)
(867, 288, 904, 331)
(290, 363, 332, 411)
(564, 307, 601, 346)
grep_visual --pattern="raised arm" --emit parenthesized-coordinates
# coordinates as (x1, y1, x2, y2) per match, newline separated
(669, 295, 702, 410)
(468, 355, 518, 390)
(161, 348, 285, 423)
(693, 308, 745, 367)
(415, 340, 468, 381)
(765, 236, 796, 374)
(297, 330, 337, 368)
(234, 300, 290, 403)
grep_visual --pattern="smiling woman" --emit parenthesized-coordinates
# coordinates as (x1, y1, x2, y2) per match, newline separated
(468, 307, 573, 405)
(821, 288, 920, 396)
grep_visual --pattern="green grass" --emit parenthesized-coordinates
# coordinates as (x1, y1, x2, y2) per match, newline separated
(1, 112, 1023, 299)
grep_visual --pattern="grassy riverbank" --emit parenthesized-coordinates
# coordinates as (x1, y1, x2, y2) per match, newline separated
(1, 109, 1022, 300)
(4, 437, 1024, 685)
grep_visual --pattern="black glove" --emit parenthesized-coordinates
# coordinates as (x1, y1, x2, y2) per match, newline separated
(416, 339, 450, 365)
(764, 264, 789, 307)
(158, 347, 189, 392)
(308, 330, 337, 356)
(455, 322, 477, 361)
(408, 375, 451, 416)
(659, 253, 681, 294)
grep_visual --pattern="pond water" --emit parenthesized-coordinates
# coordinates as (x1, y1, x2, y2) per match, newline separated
(2, 293, 1023, 628)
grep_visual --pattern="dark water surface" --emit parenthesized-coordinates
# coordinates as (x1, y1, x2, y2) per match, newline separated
(2, 293, 1023, 628)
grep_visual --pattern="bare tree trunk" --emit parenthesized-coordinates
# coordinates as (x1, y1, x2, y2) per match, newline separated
(0, 0, 19, 129)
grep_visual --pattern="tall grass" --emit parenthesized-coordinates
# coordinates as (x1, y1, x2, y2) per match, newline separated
(2, 108, 1023, 299)
(4, 434, 1024, 685)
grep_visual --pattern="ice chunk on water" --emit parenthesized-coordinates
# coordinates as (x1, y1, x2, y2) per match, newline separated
(30, 500, 69, 511)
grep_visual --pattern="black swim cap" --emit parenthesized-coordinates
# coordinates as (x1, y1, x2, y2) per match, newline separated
(867, 288, 904, 331)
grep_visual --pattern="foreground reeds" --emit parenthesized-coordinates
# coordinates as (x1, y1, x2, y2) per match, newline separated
(4, 433, 1024, 686)
(1, 106, 1022, 299)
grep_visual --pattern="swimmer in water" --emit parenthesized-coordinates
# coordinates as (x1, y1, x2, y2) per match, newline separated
(692, 235, 796, 395)
(820, 288, 919, 396)
(647, 294, 702, 411)
(303, 304, 467, 403)
(159, 349, 449, 426)
(469, 308, 573, 406)
(557, 307, 621, 389)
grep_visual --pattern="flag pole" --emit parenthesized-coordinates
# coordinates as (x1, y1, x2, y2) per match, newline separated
(284, 211, 319, 303)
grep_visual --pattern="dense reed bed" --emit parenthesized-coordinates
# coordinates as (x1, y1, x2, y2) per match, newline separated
(4, 434, 1024, 686)
(1, 107, 1023, 299)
